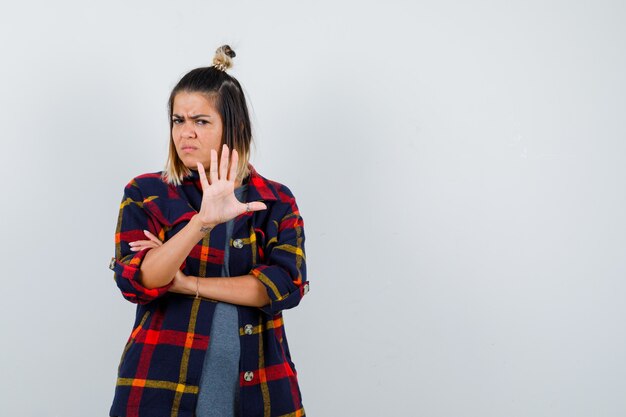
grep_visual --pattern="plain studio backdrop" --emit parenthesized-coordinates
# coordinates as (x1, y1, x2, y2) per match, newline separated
(1, 1, 625, 416)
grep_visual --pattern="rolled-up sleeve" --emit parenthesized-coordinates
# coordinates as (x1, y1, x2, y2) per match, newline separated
(109, 180, 173, 304)
(250, 196, 309, 316)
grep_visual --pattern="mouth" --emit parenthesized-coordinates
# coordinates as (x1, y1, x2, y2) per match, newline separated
(181, 146, 197, 152)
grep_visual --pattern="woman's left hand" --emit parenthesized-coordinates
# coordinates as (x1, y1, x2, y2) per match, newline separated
(129, 230, 163, 251)
(130, 231, 193, 294)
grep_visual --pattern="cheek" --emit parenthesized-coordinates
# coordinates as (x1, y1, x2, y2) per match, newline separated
(200, 129, 222, 145)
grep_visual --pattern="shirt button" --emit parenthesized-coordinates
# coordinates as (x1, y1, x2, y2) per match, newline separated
(244, 324, 253, 335)
(109, 257, 116, 270)
(233, 239, 244, 249)
(244, 371, 254, 382)
(303, 283, 310, 295)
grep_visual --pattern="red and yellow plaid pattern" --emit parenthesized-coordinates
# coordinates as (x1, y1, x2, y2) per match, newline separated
(109, 164, 308, 417)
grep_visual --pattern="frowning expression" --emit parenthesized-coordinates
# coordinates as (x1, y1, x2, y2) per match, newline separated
(171, 91, 223, 170)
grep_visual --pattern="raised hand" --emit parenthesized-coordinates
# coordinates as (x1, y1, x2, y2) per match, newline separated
(195, 144, 267, 229)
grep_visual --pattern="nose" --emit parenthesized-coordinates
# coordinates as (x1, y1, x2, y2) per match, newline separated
(180, 121, 196, 139)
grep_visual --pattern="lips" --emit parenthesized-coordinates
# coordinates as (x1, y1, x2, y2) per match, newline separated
(181, 146, 197, 151)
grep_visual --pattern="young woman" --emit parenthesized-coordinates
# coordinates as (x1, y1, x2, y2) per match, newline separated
(109, 45, 309, 417)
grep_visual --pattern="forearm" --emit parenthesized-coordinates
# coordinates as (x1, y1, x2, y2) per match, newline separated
(139, 215, 215, 289)
(178, 274, 271, 308)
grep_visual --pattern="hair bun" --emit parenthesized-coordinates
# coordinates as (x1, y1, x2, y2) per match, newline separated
(213, 45, 236, 71)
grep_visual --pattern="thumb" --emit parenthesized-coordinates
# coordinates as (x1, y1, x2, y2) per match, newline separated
(244, 201, 267, 213)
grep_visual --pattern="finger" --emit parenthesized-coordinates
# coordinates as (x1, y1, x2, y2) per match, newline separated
(229, 148, 239, 182)
(197, 161, 210, 190)
(219, 144, 229, 181)
(130, 241, 160, 250)
(130, 244, 153, 251)
(209, 148, 219, 184)
(143, 229, 163, 245)
(243, 201, 267, 213)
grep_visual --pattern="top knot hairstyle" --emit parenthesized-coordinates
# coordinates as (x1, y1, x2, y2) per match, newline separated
(163, 44, 253, 186)
(213, 45, 236, 71)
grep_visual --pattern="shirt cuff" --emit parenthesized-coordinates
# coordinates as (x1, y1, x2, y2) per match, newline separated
(250, 264, 309, 315)
(110, 248, 173, 304)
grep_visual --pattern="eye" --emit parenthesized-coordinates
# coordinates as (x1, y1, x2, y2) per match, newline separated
(172, 118, 183, 124)
(196, 119, 209, 125)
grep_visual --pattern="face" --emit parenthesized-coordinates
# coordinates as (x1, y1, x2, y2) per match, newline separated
(171, 91, 223, 171)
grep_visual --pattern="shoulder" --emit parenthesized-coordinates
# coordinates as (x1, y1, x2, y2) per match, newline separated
(249, 165, 301, 216)
(249, 166, 299, 201)
(122, 171, 169, 198)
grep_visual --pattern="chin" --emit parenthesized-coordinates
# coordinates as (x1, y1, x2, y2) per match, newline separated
(177, 155, 197, 169)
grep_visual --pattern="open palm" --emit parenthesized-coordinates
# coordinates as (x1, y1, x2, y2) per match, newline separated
(195, 144, 267, 227)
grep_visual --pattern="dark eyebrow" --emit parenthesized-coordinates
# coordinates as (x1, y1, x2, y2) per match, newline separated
(172, 114, 212, 119)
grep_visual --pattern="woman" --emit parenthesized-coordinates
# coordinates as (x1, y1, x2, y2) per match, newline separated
(108, 45, 309, 417)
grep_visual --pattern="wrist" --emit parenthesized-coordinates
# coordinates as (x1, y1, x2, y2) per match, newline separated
(191, 214, 216, 234)
(177, 274, 195, 296)
(188, 275, 199, 296)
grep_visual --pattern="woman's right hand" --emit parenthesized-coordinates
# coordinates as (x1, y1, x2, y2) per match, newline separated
(195, 144, 267, 228)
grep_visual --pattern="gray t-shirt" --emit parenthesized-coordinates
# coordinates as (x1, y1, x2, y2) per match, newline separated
(196, 184, 247, 417)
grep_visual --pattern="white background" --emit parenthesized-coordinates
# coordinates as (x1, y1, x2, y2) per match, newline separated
(1, 1, 625, 416)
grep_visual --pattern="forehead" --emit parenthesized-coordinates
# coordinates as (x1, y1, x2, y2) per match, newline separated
(173, 91, 217, 114)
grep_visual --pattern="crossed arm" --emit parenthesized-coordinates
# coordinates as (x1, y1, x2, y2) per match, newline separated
(133, 228, 270, 308)
(132, 145, 269, 308)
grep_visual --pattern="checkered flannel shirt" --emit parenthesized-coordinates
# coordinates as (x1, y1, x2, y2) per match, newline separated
(108, 164, 309, 417)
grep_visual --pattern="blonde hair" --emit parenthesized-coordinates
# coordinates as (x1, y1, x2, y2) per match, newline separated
(212, 45, 235, 71)
(162, 135, 251, 186)
(162, 45, 252, 186)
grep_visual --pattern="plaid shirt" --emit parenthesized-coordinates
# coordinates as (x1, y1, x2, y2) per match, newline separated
(108, 164, 309, 417)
